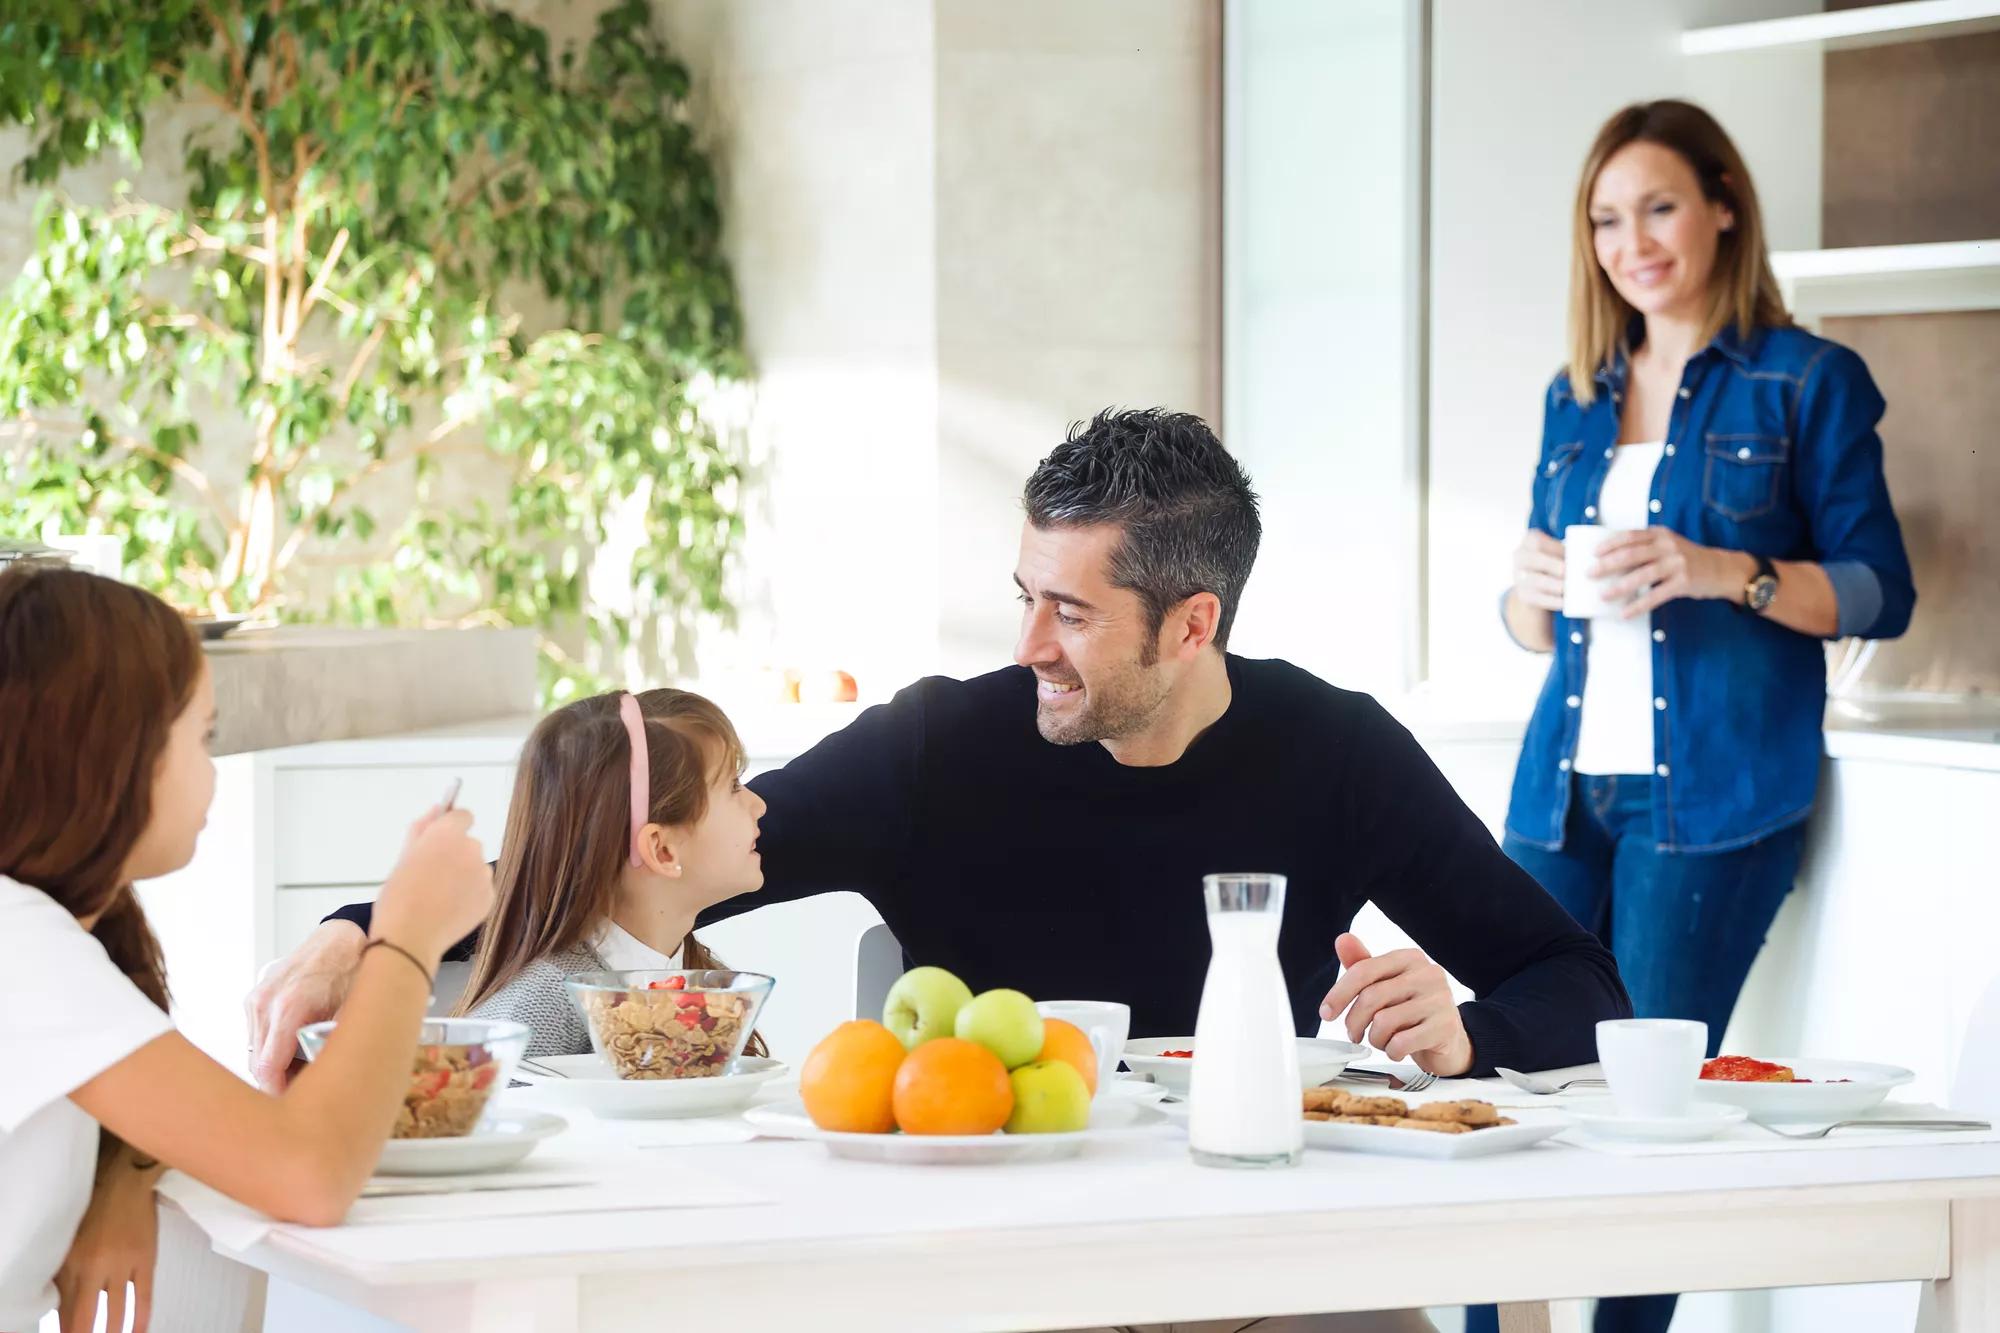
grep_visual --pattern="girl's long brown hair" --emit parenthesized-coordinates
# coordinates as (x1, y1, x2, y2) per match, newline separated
(456, 689, 763, 1052)
(0, 563, 195, 1014)
(1567, 99, 1790, 406)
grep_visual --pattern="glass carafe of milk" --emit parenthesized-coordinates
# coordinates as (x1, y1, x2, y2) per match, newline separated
(1188, 872, 1303, 1168)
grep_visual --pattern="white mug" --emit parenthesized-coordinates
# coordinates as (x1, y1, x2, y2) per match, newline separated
(1596, 1018, 1707, 1119)
(1036, 1000, 1131, 1100)
(1562, 524, 1639, 619)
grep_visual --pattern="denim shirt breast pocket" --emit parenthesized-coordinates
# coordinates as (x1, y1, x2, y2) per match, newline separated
(1540, 440, 1586, 530)
(1702, 432, 1789, 522)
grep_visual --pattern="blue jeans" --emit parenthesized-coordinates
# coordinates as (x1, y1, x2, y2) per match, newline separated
(1466, 773, 1806, 1333)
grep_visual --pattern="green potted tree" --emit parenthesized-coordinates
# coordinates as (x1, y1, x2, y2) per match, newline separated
(0, 0, 747, 696)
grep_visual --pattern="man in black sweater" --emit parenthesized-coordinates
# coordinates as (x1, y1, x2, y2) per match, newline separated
(251, 408, 1628, 1089)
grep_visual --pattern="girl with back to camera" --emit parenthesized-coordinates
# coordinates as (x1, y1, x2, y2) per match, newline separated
(0, 564, 493, 1332)
(1492, 100, 1914, 1333)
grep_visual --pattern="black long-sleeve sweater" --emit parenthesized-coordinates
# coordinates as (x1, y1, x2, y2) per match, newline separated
(330, 656, 1630, 1073)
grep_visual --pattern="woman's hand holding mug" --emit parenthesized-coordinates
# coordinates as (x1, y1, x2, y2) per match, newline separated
(1512, 529, 1566, 612)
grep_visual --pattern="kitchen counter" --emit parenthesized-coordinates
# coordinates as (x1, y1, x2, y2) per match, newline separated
(1823, 695, 2000, 772)
(202, 626, 538, 756)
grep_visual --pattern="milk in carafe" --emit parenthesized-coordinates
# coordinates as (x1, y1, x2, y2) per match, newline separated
(1188, 873, 1303, 1167)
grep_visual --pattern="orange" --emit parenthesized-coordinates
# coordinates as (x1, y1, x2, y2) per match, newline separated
(800, 1019, 906, 1133)
(1035, 1018, 1099, 1096)
(891, 1037, 1013, 1136)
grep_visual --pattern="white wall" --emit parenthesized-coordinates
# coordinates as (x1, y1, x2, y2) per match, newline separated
(651, 1, 943, 696)
(661, 0, 1220, 692)
(933, 1, 1220, 678)
(1222, 0, 1427, 701)
(1425, 0, 1822, 713)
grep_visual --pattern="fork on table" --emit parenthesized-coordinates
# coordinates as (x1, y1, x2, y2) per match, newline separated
(1332, 1066, 1438, 1093)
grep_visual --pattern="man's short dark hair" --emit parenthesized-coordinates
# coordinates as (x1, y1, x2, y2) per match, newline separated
(1022, 407, 1261, 652)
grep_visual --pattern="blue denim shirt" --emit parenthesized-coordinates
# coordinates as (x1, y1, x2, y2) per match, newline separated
(1505, 323, 1915, 854)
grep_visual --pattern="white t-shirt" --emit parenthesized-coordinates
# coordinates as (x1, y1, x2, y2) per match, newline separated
(0, 876, 173, 1330)
(1574, 442, 1667, 777)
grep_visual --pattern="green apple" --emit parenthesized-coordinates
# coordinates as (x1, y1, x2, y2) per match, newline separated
(882, 966, 974, 1050)
(953, 988, 1044, 1069)
(1004, 1060, 1091, 1134)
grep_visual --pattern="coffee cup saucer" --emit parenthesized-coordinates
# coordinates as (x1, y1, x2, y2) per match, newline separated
(1568, 1096, 1747, 1144)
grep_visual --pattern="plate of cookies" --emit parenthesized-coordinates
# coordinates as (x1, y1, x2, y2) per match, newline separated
(1300, 1087, 1572, 1159)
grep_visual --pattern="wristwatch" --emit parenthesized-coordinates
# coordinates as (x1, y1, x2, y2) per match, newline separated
(1743, 555, 1779, 614)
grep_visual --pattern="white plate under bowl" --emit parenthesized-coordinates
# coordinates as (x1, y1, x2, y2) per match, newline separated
(743, 1096, 1171, 1164)
(1121, 1037, 1368, 1096)
(1691, 1058, 1915, 1124)
(373, 1112, 567, 1176)
(1570, 1098, 1746, 1144)
(513, 1054, 789, 1119)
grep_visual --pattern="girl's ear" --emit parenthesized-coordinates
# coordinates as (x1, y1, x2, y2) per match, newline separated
(635, 824, 684, 877)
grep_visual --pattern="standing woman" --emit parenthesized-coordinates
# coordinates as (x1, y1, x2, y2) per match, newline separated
(1495, 100, 1915, 1333)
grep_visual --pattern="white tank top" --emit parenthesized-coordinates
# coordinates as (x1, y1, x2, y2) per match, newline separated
(1574, 442, 1666, 776)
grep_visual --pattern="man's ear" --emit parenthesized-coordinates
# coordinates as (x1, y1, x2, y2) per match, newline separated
(1170, 592, 1223, 660)
(634, 824, 683, 877)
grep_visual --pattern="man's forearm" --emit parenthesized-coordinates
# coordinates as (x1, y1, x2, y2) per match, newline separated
(322, 899, 481, 961)
(1456, 936, 1632, 1076)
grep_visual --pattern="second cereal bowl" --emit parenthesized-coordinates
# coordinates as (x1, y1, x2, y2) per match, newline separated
(564, 969, 774, 1080)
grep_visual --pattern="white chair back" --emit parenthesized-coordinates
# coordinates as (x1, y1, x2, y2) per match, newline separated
(854, 921, 905, 1022)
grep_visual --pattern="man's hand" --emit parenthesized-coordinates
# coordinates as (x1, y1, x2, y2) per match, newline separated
(244, 920, 366, 1092)
(1317, 933, 1474, 1077)
(55, 1150, 163, 1333)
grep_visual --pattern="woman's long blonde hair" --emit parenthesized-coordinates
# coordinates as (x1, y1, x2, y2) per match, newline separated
(1567, 99, 1790, 406)
(456, 688, 762, 1053)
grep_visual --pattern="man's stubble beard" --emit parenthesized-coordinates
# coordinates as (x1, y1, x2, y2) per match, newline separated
(1034, 655, 1172, 746)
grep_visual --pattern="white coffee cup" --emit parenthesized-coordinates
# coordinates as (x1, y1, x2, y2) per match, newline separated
(1036, 1000, 1131, 1100)
(1596, 1018, 1707, 1119)
(1562, 524, 1638, 619)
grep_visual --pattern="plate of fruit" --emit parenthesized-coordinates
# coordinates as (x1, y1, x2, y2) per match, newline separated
(745, 967, 1171, 1163)
(1691, 1055, 1914, 1124)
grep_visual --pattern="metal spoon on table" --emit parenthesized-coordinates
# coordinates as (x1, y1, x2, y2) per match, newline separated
(1496, 1067, 1607, 1096)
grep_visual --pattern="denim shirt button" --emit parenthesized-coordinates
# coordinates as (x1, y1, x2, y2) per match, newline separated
(1655, 763, 1670, 777)
(1570, 630, 1583, 645)
(1558, 758, 1572, 772)
(1584, 505, 1597, 519)
(1652, 628, 1666, 642)
(1665, 443, 1676, 457)
(1678, 387, 1691, 400)
(1547, 461, 1558, 475)
(1566, 694, 1581, 708)
(1738, 446, 1752, 460)
(1649, 499, 1663, 514)
(1654, 696, 1667, 710)
(1604, 448, 1614, 460)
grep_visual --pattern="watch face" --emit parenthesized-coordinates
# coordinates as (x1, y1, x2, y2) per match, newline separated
(1748, 575, 1779, 612)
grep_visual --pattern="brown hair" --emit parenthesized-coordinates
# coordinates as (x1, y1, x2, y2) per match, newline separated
(0, 563, 195, 1014)
(457, 689, 763, 1052)
(1567, 99, 1790, 406)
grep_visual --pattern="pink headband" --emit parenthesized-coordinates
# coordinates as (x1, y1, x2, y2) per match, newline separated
(618, 693, 648, 869)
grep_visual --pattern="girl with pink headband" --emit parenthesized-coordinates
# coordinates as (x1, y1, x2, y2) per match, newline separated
(454, 689, 769, 1057)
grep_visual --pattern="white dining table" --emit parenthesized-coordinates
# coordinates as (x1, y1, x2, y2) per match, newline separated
(166, 1070, 2000, 1333)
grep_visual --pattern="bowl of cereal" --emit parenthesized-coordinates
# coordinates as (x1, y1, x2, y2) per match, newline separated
(564, 969, 774, 1080)
(298, 1018, 529, 1138)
